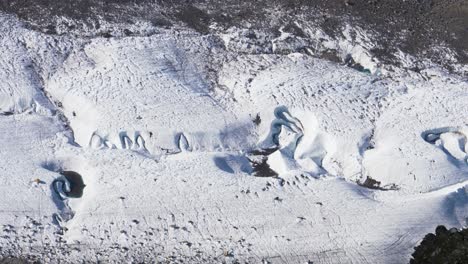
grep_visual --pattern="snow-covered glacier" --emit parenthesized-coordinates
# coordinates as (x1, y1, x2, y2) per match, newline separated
(0, 7, 467, 263)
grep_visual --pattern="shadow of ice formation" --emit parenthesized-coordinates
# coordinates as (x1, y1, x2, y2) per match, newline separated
(213, 155, 252, 174)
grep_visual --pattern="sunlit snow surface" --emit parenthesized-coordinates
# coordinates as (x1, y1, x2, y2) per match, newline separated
(0, 14, 467, 263)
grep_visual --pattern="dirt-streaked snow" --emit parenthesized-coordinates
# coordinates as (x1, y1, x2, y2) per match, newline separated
(0, 13, 467, 263)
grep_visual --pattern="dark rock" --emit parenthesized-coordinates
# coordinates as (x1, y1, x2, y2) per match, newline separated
(411, 226, 468, 264)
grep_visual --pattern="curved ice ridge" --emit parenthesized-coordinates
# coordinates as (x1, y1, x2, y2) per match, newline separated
(256, 106, 334, 176)
(422, 126, 468, 164)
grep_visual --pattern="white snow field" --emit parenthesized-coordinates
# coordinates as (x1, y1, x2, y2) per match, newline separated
(0, 13, 467, 263)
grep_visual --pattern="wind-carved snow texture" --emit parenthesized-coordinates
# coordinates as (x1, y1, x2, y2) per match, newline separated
(0, 13, 467, 264)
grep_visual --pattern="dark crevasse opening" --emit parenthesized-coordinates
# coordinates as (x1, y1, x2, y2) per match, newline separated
(60, 171, 86, 198)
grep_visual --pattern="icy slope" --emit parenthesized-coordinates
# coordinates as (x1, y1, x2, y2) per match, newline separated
(0, 17, 53, 115)
(45, 35, 251, 155)
(0, 13, 467, 263)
